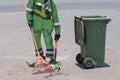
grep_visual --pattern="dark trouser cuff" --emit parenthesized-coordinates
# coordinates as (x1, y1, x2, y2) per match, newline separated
(35, 48, 44, 56)
(46, 49, 54, 58)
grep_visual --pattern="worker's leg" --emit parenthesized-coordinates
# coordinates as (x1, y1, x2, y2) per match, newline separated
(42, 29, 54, 61)
(32, 15, 45, 58)
(33, 31, 44, 57)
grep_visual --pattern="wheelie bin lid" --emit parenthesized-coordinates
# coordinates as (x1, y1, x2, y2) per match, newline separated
(75, 16, 111, 22)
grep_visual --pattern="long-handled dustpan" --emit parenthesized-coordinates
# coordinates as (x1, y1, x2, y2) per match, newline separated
(53, 40, 61, 71)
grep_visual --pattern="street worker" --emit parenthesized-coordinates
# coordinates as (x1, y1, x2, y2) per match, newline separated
(26, 0, 61, 63)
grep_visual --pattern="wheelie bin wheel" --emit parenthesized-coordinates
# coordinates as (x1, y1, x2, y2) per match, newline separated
(83, 57, 95, 69)
(76, 53, 84, 63)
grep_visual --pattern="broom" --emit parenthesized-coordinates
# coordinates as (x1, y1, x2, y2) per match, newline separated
(31, 28, 56, 74)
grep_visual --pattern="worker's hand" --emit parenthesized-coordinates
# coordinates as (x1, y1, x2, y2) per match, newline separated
(27, 20, 33, 28)
(55, 34, 60, 40)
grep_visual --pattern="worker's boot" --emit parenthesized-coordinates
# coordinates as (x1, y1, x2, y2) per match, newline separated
(36, 53, 46, 60)
(46, 49, 54, 64)
(49, 56, 55, 64)
(36, 49, 46, 60)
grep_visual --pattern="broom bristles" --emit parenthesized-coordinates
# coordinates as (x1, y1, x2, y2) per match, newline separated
(33, 63, 55, 74)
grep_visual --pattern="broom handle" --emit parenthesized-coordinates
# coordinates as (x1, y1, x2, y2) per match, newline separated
(23, 3, 39, 56)
(23, 3, 39, 53)
(31, 28, 46, 63)
(30, 29, 39, 53)
(23, 2, 26, 11)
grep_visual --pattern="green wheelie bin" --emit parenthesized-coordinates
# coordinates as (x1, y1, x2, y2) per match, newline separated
(74, 16, 111, 68)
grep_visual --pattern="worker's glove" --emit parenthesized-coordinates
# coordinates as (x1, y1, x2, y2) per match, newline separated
(55, 34, 60, 40)
(27, 20, 33, 28)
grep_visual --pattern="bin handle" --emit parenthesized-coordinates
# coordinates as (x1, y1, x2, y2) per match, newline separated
(79, 21, 85, 45)
(80, 21, 84, 40)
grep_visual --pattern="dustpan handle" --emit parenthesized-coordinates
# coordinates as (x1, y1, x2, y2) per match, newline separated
(55, 40, 58, 50)
(54, 40, 58, 62)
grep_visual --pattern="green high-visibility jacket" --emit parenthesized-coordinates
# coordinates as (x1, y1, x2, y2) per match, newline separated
(26, 0, 60, 34)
